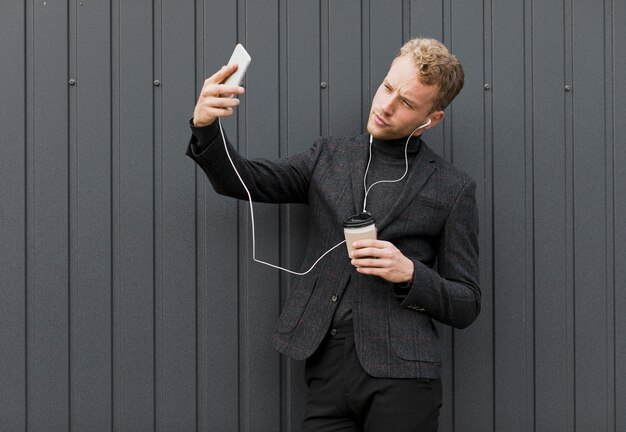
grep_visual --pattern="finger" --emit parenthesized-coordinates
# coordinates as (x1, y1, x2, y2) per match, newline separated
(195, 99, 238, 115)
(202, 98, 240, 112)
(354, 266, 388, 278)
(356, 267, 384, 276)
(218, 63, 239, 83)
(352, 257, 390, 268)
(350, 246, 388, 259)
(194, 97, 239, 119)
(204, 66, 227, 85)
(205, 95, 241, 108)
(216, 84, 246, 96)
(351, 239, 389, 250)
(204, 106, 236, 119)
(350, 250, 374, 261)
(205, 64, 239, 85)
(199, 84, 245, 101)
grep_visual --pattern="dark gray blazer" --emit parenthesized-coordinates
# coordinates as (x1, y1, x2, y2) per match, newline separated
(187, 124, 480, 379)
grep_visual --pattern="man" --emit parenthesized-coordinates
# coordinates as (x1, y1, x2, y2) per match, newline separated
(187, 38, 480, 432)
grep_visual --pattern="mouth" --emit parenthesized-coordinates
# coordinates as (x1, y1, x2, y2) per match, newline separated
(373, 113, 389, 127)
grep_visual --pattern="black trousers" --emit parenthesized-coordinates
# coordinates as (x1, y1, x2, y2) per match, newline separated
(302, 320, 442, 432)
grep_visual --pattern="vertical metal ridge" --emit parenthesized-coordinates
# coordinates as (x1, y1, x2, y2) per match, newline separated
(110, 0, 121, 429)
(278, 0, 289, 427)
(613, 3, 626, 431)
(111, 0, 122, 432)
(23, 3, 29, 429)
(443, 1, 455, 430)
(193, 1, 205, 431)
(361, 0, 370, 129)
(524, 1, 536, 431)
(563, 0, 576, 430)
(22, 1, 27, 430)
(483, 0, 495, 430)
(443, 0, 452, 163)
(604, 0, 616, 430)
(402, 0, 410, 42)
(193, 1, 202, 430)
(152, 0, 163, 429)
(68, 0, 78, 428)
(236, 0, 247, 430)
(25, 1, 35, 429)
(320, 0, 329, 137)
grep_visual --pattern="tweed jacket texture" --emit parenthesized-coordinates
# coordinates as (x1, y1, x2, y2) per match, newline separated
(187, 124, 480, 379)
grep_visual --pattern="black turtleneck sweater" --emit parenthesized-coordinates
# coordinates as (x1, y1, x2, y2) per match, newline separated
(332, 134, 422, 324)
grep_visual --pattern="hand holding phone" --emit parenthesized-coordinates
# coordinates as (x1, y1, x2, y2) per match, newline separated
(223, 44, 251, 92)
(192, 44, 251, 127)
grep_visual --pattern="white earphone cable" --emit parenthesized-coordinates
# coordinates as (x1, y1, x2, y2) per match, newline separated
(215, 116, 430, 274)
(217, 118, 346, 276)
(362, 118, 430, 213)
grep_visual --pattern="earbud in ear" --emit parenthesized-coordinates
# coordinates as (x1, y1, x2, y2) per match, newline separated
(417, 118, 432, 130)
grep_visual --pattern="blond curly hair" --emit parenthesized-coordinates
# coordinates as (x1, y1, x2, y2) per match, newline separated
(397, 38, 464, 112)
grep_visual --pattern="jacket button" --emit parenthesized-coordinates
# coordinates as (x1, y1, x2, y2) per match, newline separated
(330, 329, 337, 336)
(331, 294, 338, 302)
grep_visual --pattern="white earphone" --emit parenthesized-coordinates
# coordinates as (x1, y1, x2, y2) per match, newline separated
(363, 117, 432, 211)
(416, 118, 432, 130)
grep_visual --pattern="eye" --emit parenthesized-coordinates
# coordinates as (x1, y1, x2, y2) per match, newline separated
(402, 99, 413, 108)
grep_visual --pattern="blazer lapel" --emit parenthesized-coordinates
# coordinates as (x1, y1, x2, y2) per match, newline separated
(376, 141, 437, 233)
(348, 134, 371, 215)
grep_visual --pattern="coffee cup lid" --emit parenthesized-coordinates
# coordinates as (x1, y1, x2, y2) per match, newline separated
(343, 212, 375, 228)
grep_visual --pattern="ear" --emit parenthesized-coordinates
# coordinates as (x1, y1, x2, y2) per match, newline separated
(426, 110, 445, 129)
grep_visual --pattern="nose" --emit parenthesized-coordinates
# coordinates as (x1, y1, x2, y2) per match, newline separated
(379, 92, 396, 115)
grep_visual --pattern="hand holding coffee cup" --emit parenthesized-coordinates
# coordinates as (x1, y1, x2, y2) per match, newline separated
(344, 213, 414, 284)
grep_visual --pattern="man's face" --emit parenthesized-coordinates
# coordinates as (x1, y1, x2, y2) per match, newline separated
(367, 55, 443, 140)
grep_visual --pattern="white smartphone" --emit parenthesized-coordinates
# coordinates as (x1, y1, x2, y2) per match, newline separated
(223, 44, 251, 91)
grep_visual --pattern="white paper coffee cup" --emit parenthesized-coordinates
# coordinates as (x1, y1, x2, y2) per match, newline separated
(343, 212, 377, 257)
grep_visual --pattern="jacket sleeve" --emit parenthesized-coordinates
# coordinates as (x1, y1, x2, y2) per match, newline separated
(399, 178, 481, 329)
(186, 121, 323, 204)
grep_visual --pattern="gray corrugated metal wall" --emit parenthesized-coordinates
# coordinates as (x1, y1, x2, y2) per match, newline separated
(1, 1, 624, 431)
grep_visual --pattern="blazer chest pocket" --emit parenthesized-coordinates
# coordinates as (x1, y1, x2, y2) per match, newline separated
(275, 274, 319, 334)
(397, 197, 447, 235)
(387, 295, 441, 362)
